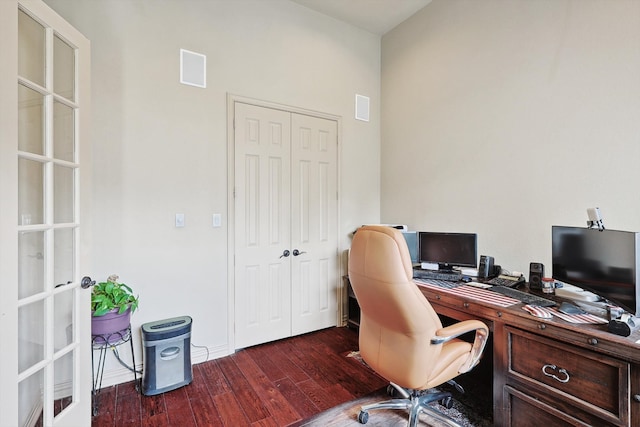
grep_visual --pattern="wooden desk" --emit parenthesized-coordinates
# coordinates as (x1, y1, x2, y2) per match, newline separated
(418, 283, 640, 426)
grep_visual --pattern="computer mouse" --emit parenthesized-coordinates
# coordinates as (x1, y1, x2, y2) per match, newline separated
(522, 304, 553, 319)
(558, 302, 586, 315)
(461, 276, 472, 283)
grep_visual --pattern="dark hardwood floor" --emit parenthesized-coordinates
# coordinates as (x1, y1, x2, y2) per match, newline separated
(92, 326, 387, 426)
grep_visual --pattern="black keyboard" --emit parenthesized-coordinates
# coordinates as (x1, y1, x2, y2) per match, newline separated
(489, 286, 556, 307)
(413, 269, 462, 282)
(486, 275, 525, 287)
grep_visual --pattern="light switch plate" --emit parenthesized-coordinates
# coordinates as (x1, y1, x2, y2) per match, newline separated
(212, 213, 221, 228)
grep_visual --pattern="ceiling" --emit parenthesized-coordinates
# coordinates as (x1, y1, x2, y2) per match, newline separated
(291, 0, 432, 35)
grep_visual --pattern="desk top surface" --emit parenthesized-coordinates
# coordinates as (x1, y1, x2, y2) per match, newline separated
(416, 279, 640, 363)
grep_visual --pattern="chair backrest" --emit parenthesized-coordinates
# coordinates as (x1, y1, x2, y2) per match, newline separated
(348, 225, 444, 389)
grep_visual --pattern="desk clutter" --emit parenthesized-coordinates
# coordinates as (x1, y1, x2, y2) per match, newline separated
(415, 280, 610, 325)
(414, 280, 520, 308)
(522, 304, 608, 324)
(414, 279, 556, 308)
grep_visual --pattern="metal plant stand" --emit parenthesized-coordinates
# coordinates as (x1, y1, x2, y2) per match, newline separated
(91, 326, 137, 416)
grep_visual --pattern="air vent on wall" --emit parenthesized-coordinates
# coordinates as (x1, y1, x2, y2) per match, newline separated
(180, 49, 206, 88)
(355, 94, 370, 122)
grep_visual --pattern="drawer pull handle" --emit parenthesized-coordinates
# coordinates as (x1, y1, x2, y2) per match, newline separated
(542, 364, 570, 383)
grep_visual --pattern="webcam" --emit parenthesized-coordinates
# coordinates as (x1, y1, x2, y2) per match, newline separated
(587, 207, 605, 231)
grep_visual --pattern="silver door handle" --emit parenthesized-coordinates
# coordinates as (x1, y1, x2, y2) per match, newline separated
(280, 250, 290, 258)
(80, 276, 96, 289)
(292, 249, 306, 256)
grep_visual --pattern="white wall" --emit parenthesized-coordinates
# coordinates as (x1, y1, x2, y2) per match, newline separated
(381, 0, 640, 275)
(44, 0, 381, 381)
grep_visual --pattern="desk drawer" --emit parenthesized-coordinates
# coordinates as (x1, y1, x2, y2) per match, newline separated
(507, 326, 629, 424)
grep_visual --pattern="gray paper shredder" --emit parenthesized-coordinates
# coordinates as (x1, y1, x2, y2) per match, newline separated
(141, 316, 193, 396)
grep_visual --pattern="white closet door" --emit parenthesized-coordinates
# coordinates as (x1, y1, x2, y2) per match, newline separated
(290, 113, 338, 335)
(233, 101, 339, 349)
(234, 102, 292, 349)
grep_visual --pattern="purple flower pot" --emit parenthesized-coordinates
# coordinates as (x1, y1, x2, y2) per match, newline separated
(91, 307, 131, 345)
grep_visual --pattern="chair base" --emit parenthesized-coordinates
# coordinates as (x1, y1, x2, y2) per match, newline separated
(357, 383, 462, 427)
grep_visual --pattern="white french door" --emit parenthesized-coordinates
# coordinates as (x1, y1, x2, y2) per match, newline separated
(232, 99, 339, 349)
(0, 1, 92, 426)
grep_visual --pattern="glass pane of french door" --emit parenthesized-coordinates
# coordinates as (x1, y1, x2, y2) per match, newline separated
(53, 35, 75, 103)
(16, 3, 88, 425)
(17, 84, 44, 155)
(18, 8, 45, 87)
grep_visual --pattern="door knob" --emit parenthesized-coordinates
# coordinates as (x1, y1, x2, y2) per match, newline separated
(55, 280, 72, 288)
(80, 276, 96, 289)
(280, 250, 290, 258)
(292, 249, 306, 256)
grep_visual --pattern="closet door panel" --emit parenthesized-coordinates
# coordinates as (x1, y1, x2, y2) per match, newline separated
(234, 103, 292, 349)
(290, 113, 338, 335)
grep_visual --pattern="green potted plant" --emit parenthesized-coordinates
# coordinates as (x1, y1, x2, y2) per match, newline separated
(91, 274, 139, 342)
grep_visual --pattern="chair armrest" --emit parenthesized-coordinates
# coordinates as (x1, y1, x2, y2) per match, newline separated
(432, 319, 487, 343)
(431, 319, 489, 373)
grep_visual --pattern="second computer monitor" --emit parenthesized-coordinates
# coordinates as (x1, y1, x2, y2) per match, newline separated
(418, 232, 478, 271)
(401, 231, 419, 265)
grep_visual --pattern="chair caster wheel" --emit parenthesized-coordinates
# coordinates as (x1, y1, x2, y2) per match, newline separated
(358, 410, 369, 424)
(386, 384, 398, 397)
(439, 396, 453, 409)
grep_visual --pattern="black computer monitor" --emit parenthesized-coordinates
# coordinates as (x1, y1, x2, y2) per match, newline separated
(418, 232, 478, 272)
(552, 226, 640, 316)
(401, 231, 419, 265)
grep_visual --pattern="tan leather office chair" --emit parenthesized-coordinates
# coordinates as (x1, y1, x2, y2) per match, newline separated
(348, 225, 489, 427)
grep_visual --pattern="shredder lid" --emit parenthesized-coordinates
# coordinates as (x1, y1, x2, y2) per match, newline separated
(141, 316, 192, 340)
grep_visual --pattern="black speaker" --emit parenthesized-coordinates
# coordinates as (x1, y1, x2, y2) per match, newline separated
(529, 262, 544, 289)
(478, 255, 494, 278)
(608, 315, 639, 337)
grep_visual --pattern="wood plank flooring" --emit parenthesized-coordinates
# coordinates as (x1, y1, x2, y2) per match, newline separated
(92, 326, 387, 426)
